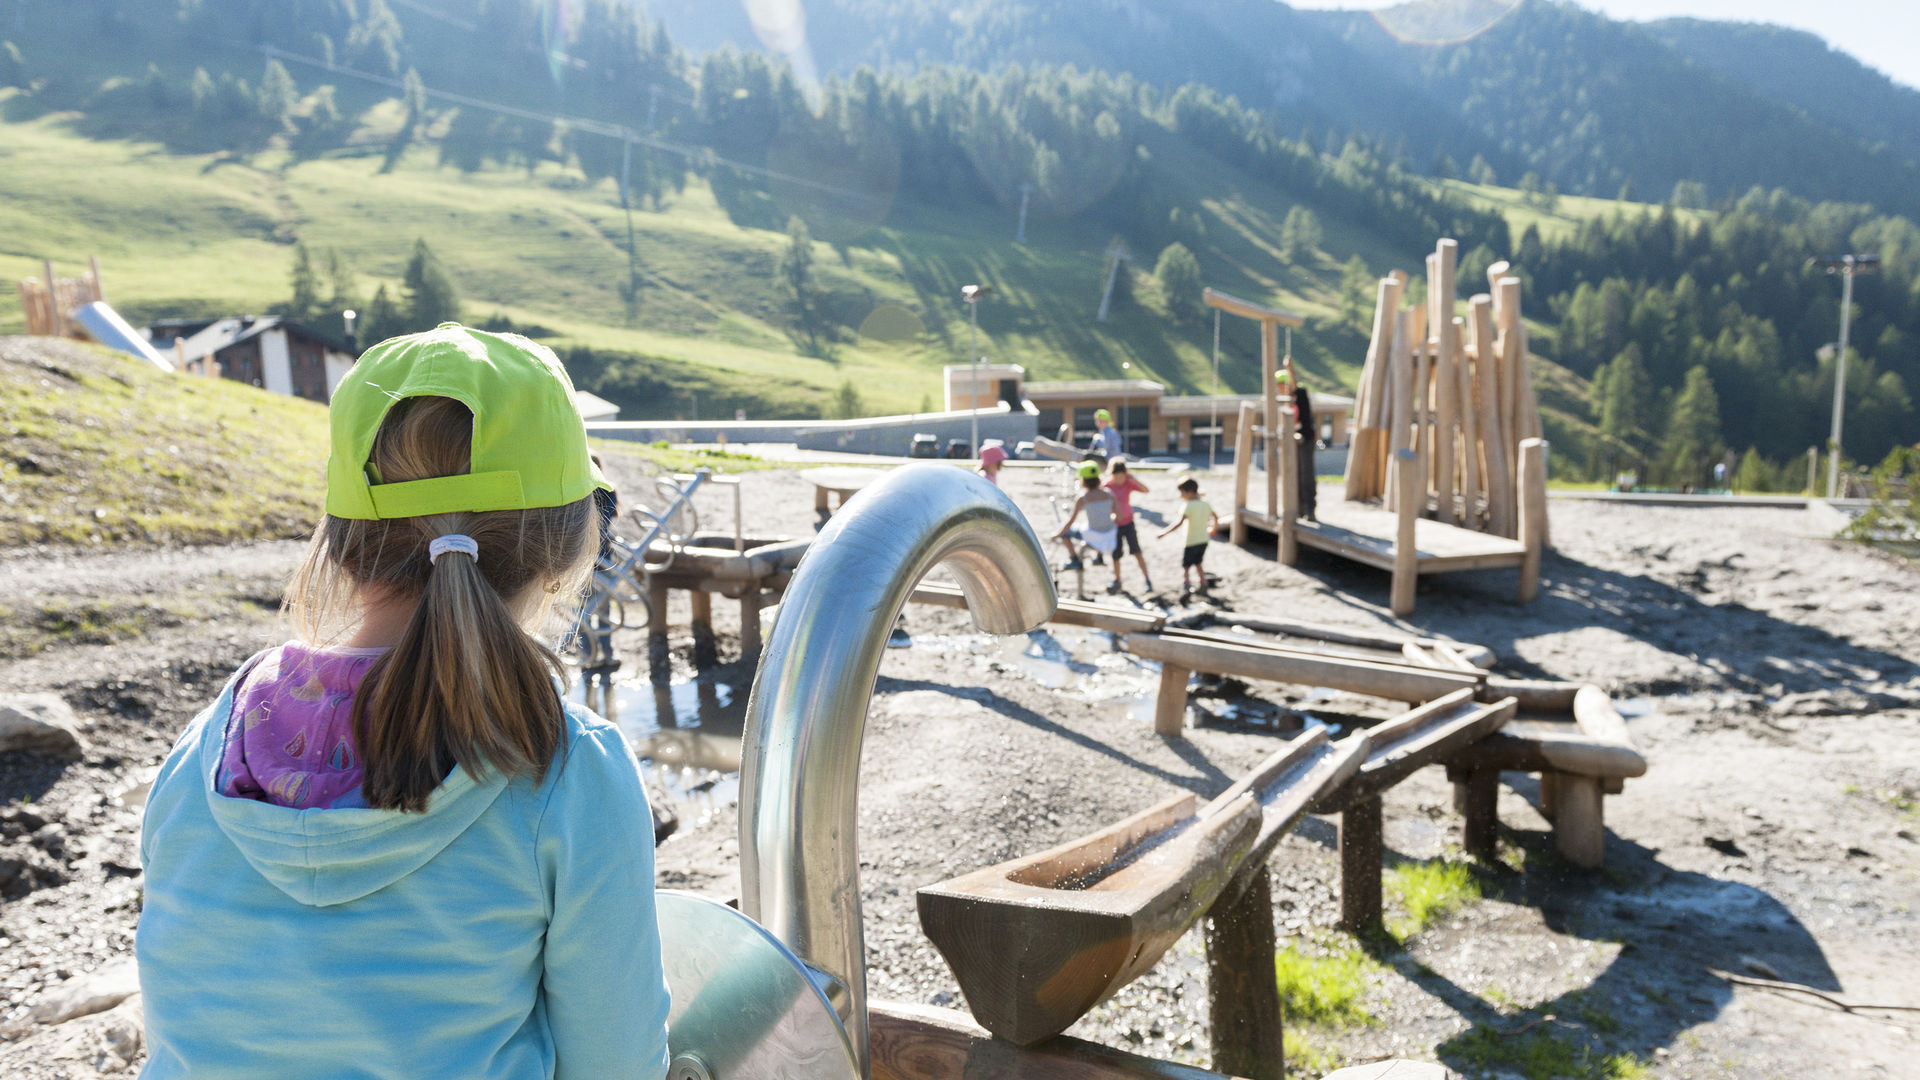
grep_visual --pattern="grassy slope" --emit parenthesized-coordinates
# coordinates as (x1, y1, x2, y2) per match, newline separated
(0, 336, 329, 545)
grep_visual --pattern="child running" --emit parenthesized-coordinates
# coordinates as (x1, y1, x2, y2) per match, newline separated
(1054, 462, 1119, 572)
(1103, 460, 1152, 593)
(136, 325, 670, 1078)
(1158, 476, 1219, 597)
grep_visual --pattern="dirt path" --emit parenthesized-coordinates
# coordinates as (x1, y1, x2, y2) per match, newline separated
(2, 461, 1916, 1077)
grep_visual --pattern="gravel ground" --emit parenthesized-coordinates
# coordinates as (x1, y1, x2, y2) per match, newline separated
(2, 457, 1917, 1077)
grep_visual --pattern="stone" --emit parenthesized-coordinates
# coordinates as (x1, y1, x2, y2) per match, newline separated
(18, 958, 140, 1028)
(0, 693, 87, 757)
(1321, 1062, 1456, 1080)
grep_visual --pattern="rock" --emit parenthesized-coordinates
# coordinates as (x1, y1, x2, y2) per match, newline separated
(18, 958, 140, 1028)
(40, 994, 144, 1075)
(0, 693, 87, 757)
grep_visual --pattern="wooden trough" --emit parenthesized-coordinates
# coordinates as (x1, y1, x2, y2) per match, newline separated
(1311, 688, 1517, 933)
(1446, 679, 1648, 869)
(640, 533, 811, 679)
(918, 727, 1367, 1058)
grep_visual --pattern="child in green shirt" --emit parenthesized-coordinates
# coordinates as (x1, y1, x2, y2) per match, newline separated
(1158, 477, 1218, 596)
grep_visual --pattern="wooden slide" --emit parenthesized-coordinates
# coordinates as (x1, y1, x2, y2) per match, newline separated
(916, 727, 1367, 1046)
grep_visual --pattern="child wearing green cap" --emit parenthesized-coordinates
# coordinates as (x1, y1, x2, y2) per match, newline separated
(137, 325, 670, 1079)
(1055, 466, 1119, 571)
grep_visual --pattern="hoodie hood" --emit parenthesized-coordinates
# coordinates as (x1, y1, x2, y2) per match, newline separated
(194, 675, 508, 907)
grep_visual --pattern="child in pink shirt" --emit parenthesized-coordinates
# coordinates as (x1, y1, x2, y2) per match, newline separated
(1103, 460, 1152, 594)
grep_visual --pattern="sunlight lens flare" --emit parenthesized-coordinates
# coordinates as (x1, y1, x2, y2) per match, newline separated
(1371, 0, 1521, 46)
(746, 0, 824, 113)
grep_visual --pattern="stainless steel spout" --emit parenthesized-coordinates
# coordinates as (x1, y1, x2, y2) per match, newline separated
(738, 464, 1055, 1077)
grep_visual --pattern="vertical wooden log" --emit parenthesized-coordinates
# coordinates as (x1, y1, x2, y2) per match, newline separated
(42, 260, 63, 338)
(688, 589, 716, 670)
(1262, 318, 1280, 524)
(1469, 296, 1513, 538)
(88, 256, 106, 304)
(1391, 448, 1419, 617)
(1153, 664, 1190, 737)
(647, 577, 673, 684)
(1206, 869, 1284, 1080)
(1433, 317, 1459, 525)
(1339, 796, 1384, 935)
(1231, 400, 1256, 545)
(739, 590, 763, 659)
(1538, 771, 1561, 820)
(1517, 438, 1547, 602)
(1453, 316, 1479, 529)
(1554, 775, 1605, 869)
(1430, 238, 1458, 346)
(1385, 311, 1416, 512)
(1278, 400, 1298, 565)
(1462, 766, 1500, 861)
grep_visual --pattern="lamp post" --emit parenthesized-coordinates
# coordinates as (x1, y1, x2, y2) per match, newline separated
(961, 284, 992, 455)
(1808, 254, 1879, 497)
(1121, 361, 1131, 459)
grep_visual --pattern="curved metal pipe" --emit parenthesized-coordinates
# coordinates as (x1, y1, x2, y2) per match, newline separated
(739, 464, 1056, 1077)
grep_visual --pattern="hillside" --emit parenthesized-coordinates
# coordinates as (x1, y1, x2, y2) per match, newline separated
(0, 336, 327, 545)
(1648, 17, 1920, 172)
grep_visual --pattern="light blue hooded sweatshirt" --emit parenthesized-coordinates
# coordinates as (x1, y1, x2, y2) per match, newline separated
(136, 658, 671, 1079)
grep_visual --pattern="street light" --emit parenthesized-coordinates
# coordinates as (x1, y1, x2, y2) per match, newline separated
(1808, 254, 1879, 497)
(961, 284, 992, 455)
(1121, 361, 1132, 460)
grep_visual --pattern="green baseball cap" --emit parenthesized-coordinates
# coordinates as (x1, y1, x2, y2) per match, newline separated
(1094, 409, 1111, 422)
(325, 323, 611, 520)
(1077, 462, 1101, 480)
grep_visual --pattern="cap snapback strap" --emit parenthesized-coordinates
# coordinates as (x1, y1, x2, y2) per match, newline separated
(365, 471, 528, 519)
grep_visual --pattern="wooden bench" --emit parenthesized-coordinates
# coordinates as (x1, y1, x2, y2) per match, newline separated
(800, 466, 887, 516)
(1445, 679, 1648, 869)
(1125, 630, 1483, 738)
(1311, 688, 1517, 933)
(918, 727, 1367, 1075)
(911, 580, 1167, 635)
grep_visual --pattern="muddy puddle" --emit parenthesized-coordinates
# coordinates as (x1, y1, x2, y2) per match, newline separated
(569, 673, 745, 830)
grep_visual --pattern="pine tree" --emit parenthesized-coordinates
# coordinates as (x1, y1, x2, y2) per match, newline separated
(1468, 155, 1497, 186)
(1594, 344, 1651, 456)
(1279, 206, 1321, 261)
(361, 283, 402, 345)
(256, 59, 297, 131)
(0, 42, 24, 89)
(832, 378, 863, 419)
(1153, 242, 1203, 323)
(288, 243, 322, 319)
(401, 238, 460, 331)
(1337, 255, 1374, 330)
(1662, 365, 1722, 486)
(779, 216, 821, 350)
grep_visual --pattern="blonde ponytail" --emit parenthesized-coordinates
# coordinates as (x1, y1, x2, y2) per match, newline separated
(287, 396, 595, 812)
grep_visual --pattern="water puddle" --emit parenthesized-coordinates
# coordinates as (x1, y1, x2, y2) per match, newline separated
(570, 673, 746, 830)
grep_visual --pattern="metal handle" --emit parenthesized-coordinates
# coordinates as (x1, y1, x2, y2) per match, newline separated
(738, 464, 1055, 1077)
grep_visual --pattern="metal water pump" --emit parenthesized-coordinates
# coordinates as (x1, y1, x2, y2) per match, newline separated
(654, 465, 1056, 1079)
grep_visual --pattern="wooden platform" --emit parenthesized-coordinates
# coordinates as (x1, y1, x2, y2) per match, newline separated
(800, 466, 888, 514)
(1284, 505, 1527, 573)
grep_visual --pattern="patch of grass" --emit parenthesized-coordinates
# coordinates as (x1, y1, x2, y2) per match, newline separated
(1385, 858, 1483, 941)
(590, 438, 794, 475)
(1445, 1021, 1650, 1080)
(1273, 935, 1381, 1027)
(1, 338, 328, 547)
(1281, 1030, 1338, 1078)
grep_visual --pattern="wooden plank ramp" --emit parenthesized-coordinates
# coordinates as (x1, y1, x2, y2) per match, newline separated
(916, 728, 1367, 1047)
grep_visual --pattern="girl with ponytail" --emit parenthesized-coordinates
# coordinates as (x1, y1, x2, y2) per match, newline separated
(136, 326, 670, 1079)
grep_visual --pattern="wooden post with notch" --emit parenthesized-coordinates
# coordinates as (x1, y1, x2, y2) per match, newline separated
(1231, 400, 1255, 546)
(1339, 795, 1384, 934)
(1517, 438, 1547, 603)
(1277, 394, 1298, 565)
(1391, 448, 1419, 617)
(1205, 868, 1283, 1080)
(1153, 663, 1189, 737)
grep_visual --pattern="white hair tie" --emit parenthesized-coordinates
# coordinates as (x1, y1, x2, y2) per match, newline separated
(428, 534, 479, 565)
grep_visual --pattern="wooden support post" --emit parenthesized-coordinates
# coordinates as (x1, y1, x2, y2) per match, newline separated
(647, 576, 673, 684)
(1277, 399, 1298, 565)
(1517, 439, 1547, 603)
(1461, 766, 1499, 861)
(1391, 448, 1419, 617)
(1433, 316, 1459, 525)
(1339, 795, 1384, 935)
(1205, 868, 1283, 1080)
(1469, 296, 1513, 538)
(1553, 774, 1605, 868)
(1153, 664, 1190, 737)
(1231, 400, 1256, 546)
(88, 256, 105, 303)
(1538, 771, 1560, 820)
(1453, 316, 1479, 529)
(688, 589, 716, 670)
(42, 260, 63, 338)
(1262, 318, 1280, 524)
(1385, 310, 1415, 512)
(739, 590, 763, 659)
